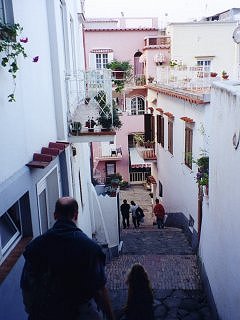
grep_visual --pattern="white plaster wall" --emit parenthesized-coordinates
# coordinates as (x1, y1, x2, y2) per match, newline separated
(98, 195, 119, 249)
(167, 22, 238, 79)
(154, 90, 209, 227)
(0, 1, 57, 184)
(199, 82, 240, 320)
(71, 143, 94, 237)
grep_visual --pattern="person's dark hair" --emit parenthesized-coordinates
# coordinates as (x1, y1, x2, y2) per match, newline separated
(123, 199, 127, 204)
(125, 263, 154, 319)
(155, 198, 159, 204)
(130, 201, 135, 205)
(54, 197, 78, 219)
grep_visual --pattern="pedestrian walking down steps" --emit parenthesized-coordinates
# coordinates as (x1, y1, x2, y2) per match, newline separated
(153, 198, 165, 229)
(120, 199, 130, 229)
(130, 201, 144, 228)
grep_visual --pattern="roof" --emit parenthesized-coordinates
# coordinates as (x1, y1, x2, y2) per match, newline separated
(85, 28, 158, 32)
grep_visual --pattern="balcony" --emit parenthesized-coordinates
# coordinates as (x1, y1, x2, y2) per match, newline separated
(66, 69, 116, 142)
(137, 142, 157, 161)
(154, 65, 211, 103)
(144, 36, 171, 49)
(94, 146, 123, 161)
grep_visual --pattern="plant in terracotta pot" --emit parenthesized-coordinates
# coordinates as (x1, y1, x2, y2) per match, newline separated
(222, 70, 229, 79)
(107, 59, 132, 92)
(210, 72, 218, 77)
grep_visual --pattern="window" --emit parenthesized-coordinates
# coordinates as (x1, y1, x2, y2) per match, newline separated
(185, 126, 193, 169)
(96, 53, 108, 69)
(157, 115, 164, 147)
(168, 120, 173, 154)
(144, 114, 154, 142)
(131, 97, 145, 115)
(106, 162, 116, 176)
(149, 38, 157, 45)
(197, 59, 211, 71)
(0, 193, 32, 263)
(0, 0, 14, 25)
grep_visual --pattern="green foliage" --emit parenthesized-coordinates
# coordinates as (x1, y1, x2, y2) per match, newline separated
(106, 59, 132, 93)
(195, 155, 209, 186)
(106, 59, 132, 72)
(134, 133, 144, 145)
(95, 91, 122, 130)
(0, 23, 27, 102)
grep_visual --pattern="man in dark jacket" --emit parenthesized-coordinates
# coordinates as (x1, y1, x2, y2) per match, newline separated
(120, 199, 130, 228)
(21, 197, 115, 320)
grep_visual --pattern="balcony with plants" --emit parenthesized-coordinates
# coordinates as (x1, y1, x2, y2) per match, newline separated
(66, 69, 118, 142)
(133, 134, 157, 161)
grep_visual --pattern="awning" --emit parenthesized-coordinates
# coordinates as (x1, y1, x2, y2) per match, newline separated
(129, 148, 151, 168)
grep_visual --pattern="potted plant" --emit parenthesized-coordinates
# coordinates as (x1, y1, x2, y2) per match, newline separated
(222, 70, 229, 79)
(133, 133, 144, 146)
(107, 60, 132, 92)
(96, 92, 122, 131)
(69, 121, 81, 135)
(148, 76, 154, 83)
(107, 59, 132, 79)
(210, 72, 218, 77)
(85, 117, 96, 132)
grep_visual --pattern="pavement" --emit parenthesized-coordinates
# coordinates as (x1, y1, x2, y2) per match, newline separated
(105, 185, 213, 319)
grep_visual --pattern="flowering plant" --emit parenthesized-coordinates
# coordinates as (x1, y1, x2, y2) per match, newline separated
(195, 156, 209, 186)
(0, 23, 39, 102)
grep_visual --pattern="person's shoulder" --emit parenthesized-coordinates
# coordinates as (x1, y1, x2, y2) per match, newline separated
(77, 231, 104, 253)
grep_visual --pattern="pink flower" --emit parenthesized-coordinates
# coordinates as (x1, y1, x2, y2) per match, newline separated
(32, 56, 39, 63)
(20, 37, 28, 43)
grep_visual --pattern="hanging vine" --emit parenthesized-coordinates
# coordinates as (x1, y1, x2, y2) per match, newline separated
(0, 23, 38, 102)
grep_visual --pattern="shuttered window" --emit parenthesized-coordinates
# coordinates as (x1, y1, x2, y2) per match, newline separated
(168, 120, 173, 154)
(185, 127, 193, 168)
(144, 114, 154, 142)
(157, 115, 164, 147)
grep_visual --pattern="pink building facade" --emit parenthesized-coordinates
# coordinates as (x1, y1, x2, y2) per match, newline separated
(84, 17, 169, 184)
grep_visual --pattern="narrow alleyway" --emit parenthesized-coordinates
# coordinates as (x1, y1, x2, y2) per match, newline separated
(106, 185, 213, 319)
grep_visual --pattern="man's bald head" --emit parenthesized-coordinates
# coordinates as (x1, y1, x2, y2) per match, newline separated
(54, 197, 78, 221)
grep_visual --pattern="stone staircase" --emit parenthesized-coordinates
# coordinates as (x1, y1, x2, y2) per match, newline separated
(105, 185, 214, 319)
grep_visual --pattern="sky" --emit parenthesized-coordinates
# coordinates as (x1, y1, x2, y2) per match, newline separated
(85, 0, 240, 23)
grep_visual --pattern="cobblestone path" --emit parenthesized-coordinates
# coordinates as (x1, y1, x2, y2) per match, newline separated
(106, 185, 213, 319)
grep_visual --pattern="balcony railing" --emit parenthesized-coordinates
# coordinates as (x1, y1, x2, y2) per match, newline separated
(136, 143, 156, 160)
(94, 146, 123, 161)
(66, 69, 114, 141)
(130, 171, 148, 183)
(144, 36, 171, 48)
(156, 66, 212, 93)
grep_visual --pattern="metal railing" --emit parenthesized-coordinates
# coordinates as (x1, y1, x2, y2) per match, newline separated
(65, 69, 113, 132)
(130, 172, 148, 183)
(156, 65, 211, 92)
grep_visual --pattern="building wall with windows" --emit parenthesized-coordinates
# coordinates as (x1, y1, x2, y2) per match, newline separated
(167, 21, 238, 79)
(199, 82, 240, 320)
(84, 25, 158, 69)
(0, 1, 96, 319)
(148, 87, 210, 247)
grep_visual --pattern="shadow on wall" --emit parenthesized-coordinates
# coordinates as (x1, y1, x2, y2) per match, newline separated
(165, 212, 198, 252)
